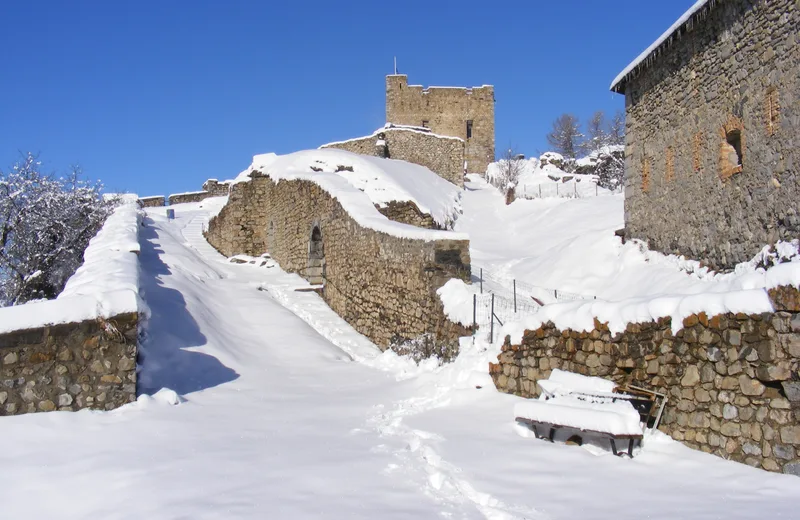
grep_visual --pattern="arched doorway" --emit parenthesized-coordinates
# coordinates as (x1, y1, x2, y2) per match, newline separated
(306, 225, 325, 285)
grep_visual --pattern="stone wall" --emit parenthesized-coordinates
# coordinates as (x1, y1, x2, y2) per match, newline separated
(376, 200, 438, 229)
(386, 75, 495, 174)
(139, 196, 165, 208)
(1, 313, 138, 415)
(490, 286, 800, 475)
(168, 191, 215, 205)
(202, 179, 232, 196)
(205, 173, 471, 356)
(322, 126, 465, 187)
(617, 0, 799, 269)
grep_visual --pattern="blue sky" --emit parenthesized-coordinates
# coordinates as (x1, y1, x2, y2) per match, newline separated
(1, 1, 697, 196)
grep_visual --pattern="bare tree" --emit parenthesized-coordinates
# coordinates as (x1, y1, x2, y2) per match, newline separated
(488, 147, 525, 196)
(546, 114, 583, 158)
(584, 111, 609, 153)
(608, 110, 625, 146)
(0, 153, 113, 305)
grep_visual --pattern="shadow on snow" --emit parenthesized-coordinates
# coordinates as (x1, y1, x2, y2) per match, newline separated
(136, 220, 239, 395)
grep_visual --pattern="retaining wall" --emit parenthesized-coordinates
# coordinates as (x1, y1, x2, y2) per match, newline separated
(490, 286, 800, 475)
(205, 172, 471, 356)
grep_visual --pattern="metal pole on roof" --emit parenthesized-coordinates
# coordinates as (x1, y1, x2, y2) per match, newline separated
(394, 57, 397, 75)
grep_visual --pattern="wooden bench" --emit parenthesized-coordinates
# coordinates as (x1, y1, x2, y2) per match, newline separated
(515, 416, 642, 457)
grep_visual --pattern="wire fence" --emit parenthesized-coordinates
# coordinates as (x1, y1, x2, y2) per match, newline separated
(516, 181, 622, 200)
(471, 265, 597, 342)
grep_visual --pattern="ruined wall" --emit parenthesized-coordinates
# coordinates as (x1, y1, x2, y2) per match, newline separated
(202, 179, 232, 196)
(621, 0, 799, 269)
(1, 313, 138, 415)
(386, 75, 495, 174)
(139, 196, 165, 207)
(322, 126, 465, 187)
(168, 191, 215, 205)
(205, 174, 471, 355)
(376, 200, 438, 229)
(491, 286, 800, 476)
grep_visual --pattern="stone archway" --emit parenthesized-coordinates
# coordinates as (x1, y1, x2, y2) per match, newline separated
(307, 225, 325, 285)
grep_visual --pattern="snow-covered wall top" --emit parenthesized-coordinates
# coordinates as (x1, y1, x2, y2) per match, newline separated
(240, 149, 468, 241)
(0, 200, 144, 335)
(610, 0, 711, 92)
(501, 258, 800, 343)
(320, 123, 463, 149)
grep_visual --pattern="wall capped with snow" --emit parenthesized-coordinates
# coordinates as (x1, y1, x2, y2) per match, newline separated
(0, 201, 143, 416)
(139, 195, 165, 207)
(491, 285, 800, 476)
(618, 0, 799, 269)
(205, 172, 471, 356)
(321, 125, 466, 188)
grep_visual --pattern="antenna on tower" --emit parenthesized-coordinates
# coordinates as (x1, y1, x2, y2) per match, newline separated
(393, 56, 397, 75)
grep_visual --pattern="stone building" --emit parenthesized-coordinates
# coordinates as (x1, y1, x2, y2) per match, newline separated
(321, 124, 465, 187)
(205, 151, 471, 358)
(386, 74, 495, 174)
(611, 0, 799, 269)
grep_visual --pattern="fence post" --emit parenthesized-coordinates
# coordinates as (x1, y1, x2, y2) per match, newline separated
(473, 293, 477, 332)
(574, 183, 577, 197)
(480, 268, 483, 294)
(513, 279, 517, 313)
(554, 289, 558, 300)
(539, 184, 542, 198)
(490, 293, 495, 343)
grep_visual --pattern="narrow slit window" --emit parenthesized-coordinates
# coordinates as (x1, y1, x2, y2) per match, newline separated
(422, 120, 429, 128)
(466, 120, 473, 139)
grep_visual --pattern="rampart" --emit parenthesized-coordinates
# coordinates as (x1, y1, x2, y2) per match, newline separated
(386, 75, 495, 174)
(321, 125, 465, 187)
(205, 172, 471, 356)
(615, 0, 799, 269)
(139, 195, 165, 207)
(490, 286, 800, 476)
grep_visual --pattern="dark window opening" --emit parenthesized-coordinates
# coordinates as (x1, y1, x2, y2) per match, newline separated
(466, 120, 473, 139)
(726, 129, 742, 166)
(307, 225, 325, 286)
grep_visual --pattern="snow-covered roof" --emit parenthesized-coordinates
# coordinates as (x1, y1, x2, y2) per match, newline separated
(610, 0, 713, 92)
(320, 123, 463, 148)
(237, 149, 467, 242)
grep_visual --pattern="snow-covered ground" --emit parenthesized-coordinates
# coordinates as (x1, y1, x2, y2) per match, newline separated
(232, 149, 464, 231)
(1, 195, 798, 518)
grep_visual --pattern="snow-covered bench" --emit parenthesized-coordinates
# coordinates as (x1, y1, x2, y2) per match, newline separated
(514, 369, 651, 457)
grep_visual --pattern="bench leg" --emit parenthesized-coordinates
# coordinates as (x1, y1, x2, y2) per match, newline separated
(548, 427, 557, 442)
(627, 439, 634, 458)
(610, 438, 618, 456)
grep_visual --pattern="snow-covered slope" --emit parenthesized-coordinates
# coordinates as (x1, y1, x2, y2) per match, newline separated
(233, 149, 463, 231)
(2, 200, 798, 519)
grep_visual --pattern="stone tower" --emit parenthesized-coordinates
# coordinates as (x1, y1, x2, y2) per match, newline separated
(386, 74, 495, 174)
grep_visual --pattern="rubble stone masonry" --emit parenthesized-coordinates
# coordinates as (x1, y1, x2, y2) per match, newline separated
(491, 286, 800, 476)
(204, 173, 471, 355)
(619, 0, 799, 269)
(0, 312, 138, 415)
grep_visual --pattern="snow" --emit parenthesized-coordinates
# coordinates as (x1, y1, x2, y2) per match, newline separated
(611, 0, 710, 91)
(545, 368, 617, 394)
(2, 198, 799, 519)
(169, 190, 207, 197)
(0, 199, 144, 334)
(320, 123, 463, 148)
(239, 149, 467, 240)
(436, 278, 479, 326)
(514, 397, 643, 436)
(459, 175, 800, 340)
